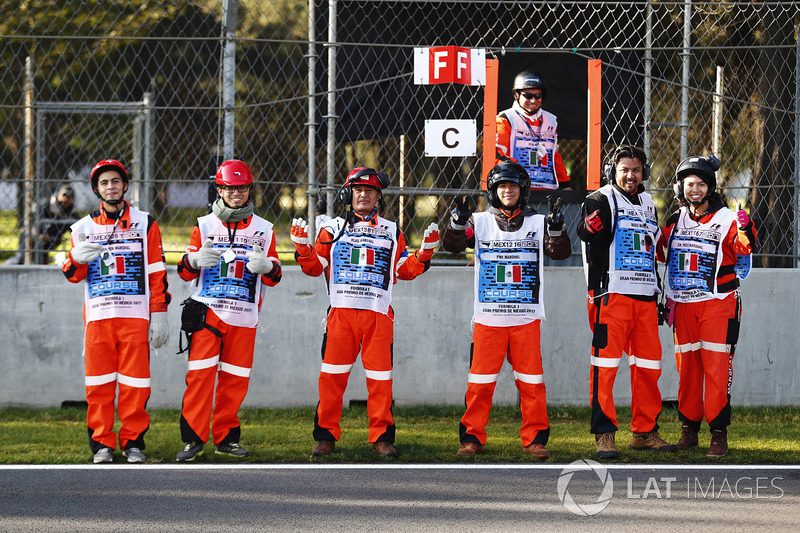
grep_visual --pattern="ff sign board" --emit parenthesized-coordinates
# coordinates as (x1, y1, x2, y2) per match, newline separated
(424, 119, 476, 157)
(414, 47, 486, 85)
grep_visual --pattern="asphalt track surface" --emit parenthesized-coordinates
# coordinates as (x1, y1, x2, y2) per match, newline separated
(1, 464, 799, 532)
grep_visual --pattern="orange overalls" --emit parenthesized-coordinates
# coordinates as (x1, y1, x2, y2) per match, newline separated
(62, 201, 170, 453)
(176, 217, 281, 446)
(658, 206, 757, 431)
(297, 214, 430, 444)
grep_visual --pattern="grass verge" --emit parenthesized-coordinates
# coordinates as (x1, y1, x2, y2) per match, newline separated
(1, 405, 799, 465)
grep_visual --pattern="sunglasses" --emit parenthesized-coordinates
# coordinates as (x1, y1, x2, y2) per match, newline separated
(217, 185, 251, 193)
(519, 92, 543, 100)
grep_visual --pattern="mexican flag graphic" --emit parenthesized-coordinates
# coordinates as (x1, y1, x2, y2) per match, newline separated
(633, 233, 651, 252)
(496, 264, 521, 283)
(220, 260, 245, 279)
(351, 247, 374, 266)
(678, 252, 698, 272)
(100, 256, 125, 275)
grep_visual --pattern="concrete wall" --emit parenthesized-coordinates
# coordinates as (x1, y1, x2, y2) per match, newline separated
(1, 265, 798, 409)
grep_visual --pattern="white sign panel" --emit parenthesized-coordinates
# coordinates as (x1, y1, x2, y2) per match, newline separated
(424, 119, 477, 157)
(414, 47, 486, 86)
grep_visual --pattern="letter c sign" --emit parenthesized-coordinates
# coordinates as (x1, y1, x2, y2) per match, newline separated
(424, 119, 476, 157)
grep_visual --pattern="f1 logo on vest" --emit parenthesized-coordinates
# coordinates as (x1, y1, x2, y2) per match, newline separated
(413, 46, 486, 85)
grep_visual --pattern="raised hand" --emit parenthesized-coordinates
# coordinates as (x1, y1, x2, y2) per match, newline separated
(547, 195, 565, 235)
(417, 222, 440, 261)
(450, 196, 474, 227)
(291, 218, 313, 256)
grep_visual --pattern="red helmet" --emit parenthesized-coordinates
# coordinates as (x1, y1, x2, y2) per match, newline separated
(344, 167, 385, 190)
(216, 159, 253, 186)
(90, 159, 129, 189)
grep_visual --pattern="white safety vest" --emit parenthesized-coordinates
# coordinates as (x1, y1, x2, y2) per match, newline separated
(190, 214, 274, 328)
(665, 207, 737, 303)
(473, 211, 546, 326)
(72, 208, 151, 323)
(596, 185, 660, 297)
(501, 105, 559, 190)
(327, 216, 398, 316)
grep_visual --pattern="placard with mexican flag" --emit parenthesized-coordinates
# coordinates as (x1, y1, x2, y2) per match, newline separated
(496, 264, 522, 283)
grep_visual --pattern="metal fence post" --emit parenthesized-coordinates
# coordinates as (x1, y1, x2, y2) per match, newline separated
(222, 0, 238, 161)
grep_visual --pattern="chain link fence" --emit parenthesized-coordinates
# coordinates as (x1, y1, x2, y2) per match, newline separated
(1, 1, 798, 267)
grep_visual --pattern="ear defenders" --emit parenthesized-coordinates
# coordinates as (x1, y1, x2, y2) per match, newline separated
(337, 168, 390, 206)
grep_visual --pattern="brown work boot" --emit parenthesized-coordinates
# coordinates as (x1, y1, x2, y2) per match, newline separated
(676, 424, 699, 451)
(311, 440, 335, 457)
(707, 429, 728, 457)
(372, 441, 398, 457)
(522, 443, 550, 460)
(595, 432, 619, 459)
(456, 442, 483, 456)
(630, 430, 678, 452)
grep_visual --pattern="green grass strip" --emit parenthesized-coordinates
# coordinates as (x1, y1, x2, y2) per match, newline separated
(1, 405, 799, 465)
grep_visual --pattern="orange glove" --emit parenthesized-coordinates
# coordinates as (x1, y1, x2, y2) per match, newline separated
(416, 223, 439, 262)
(291, 218, 313, 256)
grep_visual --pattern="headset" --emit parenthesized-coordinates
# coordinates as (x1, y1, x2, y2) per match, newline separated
(322, 168, 390, 246)
(337, 167, 390, 206)
(603, 145, 650, 185)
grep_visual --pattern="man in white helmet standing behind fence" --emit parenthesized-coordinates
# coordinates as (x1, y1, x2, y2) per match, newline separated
(62, 158, 171, 464)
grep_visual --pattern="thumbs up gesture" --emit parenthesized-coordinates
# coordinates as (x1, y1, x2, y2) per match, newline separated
(71, 233, 103, 264)
(187, 239, 223, 269)
(246, 244, 274, 274)
(736, 204, 750, 228)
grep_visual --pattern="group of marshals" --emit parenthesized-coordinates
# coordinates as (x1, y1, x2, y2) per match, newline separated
(62, 145, 754, 463)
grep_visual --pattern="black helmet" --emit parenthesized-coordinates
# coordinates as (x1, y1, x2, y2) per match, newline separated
(486, 161, 531, 209)
(673, 154, 721, 205)
(512, 70, 546, 97)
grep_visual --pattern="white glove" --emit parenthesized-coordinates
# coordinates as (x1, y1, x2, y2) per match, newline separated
(54, 251, 68, 268)
(148, 311, 169, 349)
(246, 245, 274, 275)
(71, 233, 103, 264)
(187, 239, 223, 269)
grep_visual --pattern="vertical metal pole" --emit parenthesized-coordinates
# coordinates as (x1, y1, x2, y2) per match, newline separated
(136, 92, 154, 211)
(23, 56, 35, 265)
(141, 92, 154, 212)
(307, 0, 318, 236)
(713, 66, 724, 158)
(133, 113, 142, 208)
(222, 0, 238, 160)
(794, 23, 800, 268)
(680, 0, 692, 160)
(643, 0, 652, 160)
(325, 0, 338, 210)
(399, 134, 407, 230)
